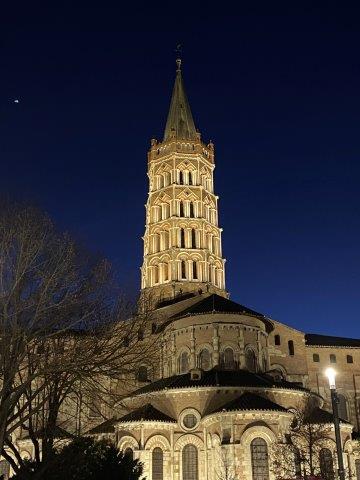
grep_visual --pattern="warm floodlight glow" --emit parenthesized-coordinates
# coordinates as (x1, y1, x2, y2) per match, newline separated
(325, 367, 336, 389)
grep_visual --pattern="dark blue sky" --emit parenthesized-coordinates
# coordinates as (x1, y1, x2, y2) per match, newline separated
(1, 3, 359, 337)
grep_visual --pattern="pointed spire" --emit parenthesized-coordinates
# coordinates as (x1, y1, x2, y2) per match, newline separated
(163, 59, 198, 141)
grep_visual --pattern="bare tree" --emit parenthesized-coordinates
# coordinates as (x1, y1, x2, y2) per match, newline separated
(215, 445, 238, 480)
(0, 200, 160, 473)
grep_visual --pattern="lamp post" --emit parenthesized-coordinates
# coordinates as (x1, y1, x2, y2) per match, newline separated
(325, 367, 345, 480)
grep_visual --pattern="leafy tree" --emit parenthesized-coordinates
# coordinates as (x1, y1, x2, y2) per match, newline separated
(12, 437, 143, 480)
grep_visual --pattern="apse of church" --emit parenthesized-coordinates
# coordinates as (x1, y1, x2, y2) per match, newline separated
(141, 59, 226, 305)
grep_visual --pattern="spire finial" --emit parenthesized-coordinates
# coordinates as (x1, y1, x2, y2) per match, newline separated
(176, 58, 182, 72)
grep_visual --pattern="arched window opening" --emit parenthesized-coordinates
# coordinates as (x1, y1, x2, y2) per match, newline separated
(251, 438, 269, 480)
(179, 351, 189, 374)
(190, 202, 195, 218)
(181, 260, 186, 279)
(274, 334, 281, 346)
(347, 354, 353, 363)
(192, 261, 198, 280)
(124, 448, 134, 460)
(330, 354, 336, 363)
(199, 349, 211, 370)
(319, 448, 334, 480)
(191, 229, 196, 248)
(137, 365, 148, 382)
(179, 170, 184, 184)
(152, 447, 163, 480)
(153, 265, 159, 284)
(138, 329, 144, 341)
(288, 340, 295, 356)
(182, 444, 198, 480)
(313, 353, 320, 362)
(189, 171, 193, 185)
(0, 460, 10, 480)
(245, 349, 256, 372)
(221, 347, 235, 369)
(337, 394, 348, 421)
(180, 201, 184, 217)
(294, 448, 302, 477)
(180, 229, 185, 248)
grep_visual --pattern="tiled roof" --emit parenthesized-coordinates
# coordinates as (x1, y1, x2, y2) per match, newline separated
(87, 418, 116, 434)
(210, 392, 287, 414)
(168, 294, 273, 333)
(133, 368, 307, 396)
(305, 407, 350, 425)
(118, 404, 176, 424)
(305, 333, 360, 348)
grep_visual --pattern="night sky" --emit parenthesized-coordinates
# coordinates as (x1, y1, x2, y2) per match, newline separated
(1, 3, 359, 337)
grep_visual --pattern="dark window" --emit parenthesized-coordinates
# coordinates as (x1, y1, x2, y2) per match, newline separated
(180, 229, 185, 247)
(319, 448, 334, 480)
(181, 260, 186, 279)
(179, 171, 184, 184)
(179, 352, 189, 374)
(180, 201, 184, 217)
(221, 348, 235, 369)
(192, 262, 198, 280)
(182, 444, 198, 480)
(337, 394, 348, 421)
(137, 366, 148, 382)
(274, 334, 281, 346)
(245, 349, 256, 372)
(123, 336, 130, 347)
(138, 329, 144, 340)
(199, 349, 211, 370)
(313, 353, 320, 362)
(151, 323, 157, 334)
(183, 414, 197, 429)
(288, 340, 295, 356)
(189, 172, 193, 185)
(347, 355, 353, 364)
(190, 202, 195, 218)
(152, 448, 163, 480)
(191, 229, 196, 247)
(330, 354, 336, 363)
(251, 438, 269, 480)
(124, 448, 133, 460)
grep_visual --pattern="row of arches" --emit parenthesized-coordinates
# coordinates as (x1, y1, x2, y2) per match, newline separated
(151, 170, 213, 192)
(149, 201, 217, 224)
(147, 228, 221, 255)
(177, 346, 260, 374)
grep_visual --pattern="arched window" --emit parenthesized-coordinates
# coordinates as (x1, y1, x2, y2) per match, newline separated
(274, 334, 281, 346)
(337, 394, 348, 421)
(191, 228, 196, 247)
(137, 365, 148, 382)
(221, 347, 235, 369)
(294, 448, 302, 477)
(182, 444, 198, 480)
(153, 265, 159, 284)
(180, 201, 184, 217)
(319, 448, 334, 480)
(355, 459, 360, 480)
(245, 349, 256, 372)
(179, 351, 189, 374)
(288, 340, 294, 356)
(179, 170, 184, 184)
(181, 260, 186, 279)
(190, 202, 195, 218)
(199, 349, 211, 370)
(152, 447, 163, 480)
(192, 262, 198, 280)
(124, 447, 134, 460)
(180, 229, 185, 248)
(251, 438, 269, 480)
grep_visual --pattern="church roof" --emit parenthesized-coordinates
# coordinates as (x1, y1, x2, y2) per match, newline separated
(305, 333, 360, 348)
(132, 368, 307, 396)
(163, 59, 198, 141)
(117, 403, 176, 424)
(304, 407, 350, 425)
(87, 418, 116, 434)
(169, 294, 273, 333)
(210, 392, 287, 414)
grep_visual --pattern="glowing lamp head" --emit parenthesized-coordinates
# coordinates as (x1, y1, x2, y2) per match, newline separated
(325, 367, 336, 389)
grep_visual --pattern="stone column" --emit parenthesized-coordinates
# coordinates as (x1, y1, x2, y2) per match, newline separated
(212, 324, 220, 366)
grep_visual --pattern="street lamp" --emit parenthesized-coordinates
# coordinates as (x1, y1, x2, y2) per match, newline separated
(325, 367, 345, 480)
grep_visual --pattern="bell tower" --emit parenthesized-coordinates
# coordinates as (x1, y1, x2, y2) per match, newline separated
(141, 59, 227, 305)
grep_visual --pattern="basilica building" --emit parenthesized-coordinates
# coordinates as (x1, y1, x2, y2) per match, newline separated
(85, 59, 360, 480)
(6, 61, 360, 480)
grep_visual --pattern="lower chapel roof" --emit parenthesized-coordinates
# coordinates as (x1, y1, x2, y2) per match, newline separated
(305, 333, 360, 348)
(210, 392, 288, 414)
(132, 368, 307, 396)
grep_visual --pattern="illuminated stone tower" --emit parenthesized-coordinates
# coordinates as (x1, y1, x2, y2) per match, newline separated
(141, 59, 226, 304)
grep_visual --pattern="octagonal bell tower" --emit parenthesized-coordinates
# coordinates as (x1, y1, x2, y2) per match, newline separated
(141, 59, 227, 305)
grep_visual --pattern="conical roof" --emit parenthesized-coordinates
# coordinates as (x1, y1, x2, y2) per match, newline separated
(163, 59, 198, 141)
